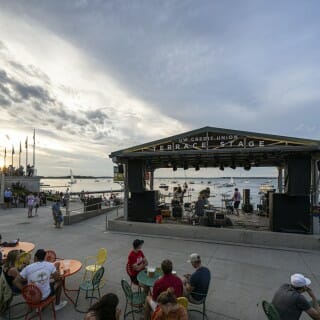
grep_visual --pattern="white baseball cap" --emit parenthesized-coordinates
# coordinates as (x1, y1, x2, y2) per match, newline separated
(187, 253, 201, 263)
(291, 273, 311, 287)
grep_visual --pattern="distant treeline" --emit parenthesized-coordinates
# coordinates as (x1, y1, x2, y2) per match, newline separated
(40, 176, 113, 179)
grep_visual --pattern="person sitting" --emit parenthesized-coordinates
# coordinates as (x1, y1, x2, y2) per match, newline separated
(2, 250, 24, 294)
(126, 239, 148, 285)
(151, 288, 188, 320)
(145, 259, 183, 320)
(14, 249, 67, 311)
(272, 273, 320, 319)
(84, 293, 121, 320)
(183, 253, 211, 303)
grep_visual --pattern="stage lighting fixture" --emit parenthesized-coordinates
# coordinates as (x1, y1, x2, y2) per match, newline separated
(183, 162, 189, 170)
(230, 161, 236, 170)
(219, 163, 224, 171)
(173, 163, 177, 171)
(244, 163, 251, 171)
(195, 164, 200, 171)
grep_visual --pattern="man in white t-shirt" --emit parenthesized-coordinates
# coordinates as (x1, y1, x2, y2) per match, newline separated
(14, 249, 67, 311)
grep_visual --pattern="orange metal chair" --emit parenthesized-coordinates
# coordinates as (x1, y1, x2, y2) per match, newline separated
(22, 284, 56, 320)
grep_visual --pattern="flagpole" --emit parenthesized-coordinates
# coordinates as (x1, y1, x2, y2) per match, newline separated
(33, 129, 35, 169)
(25, 136, 28, 176)
(11, 145, 14, 167)
(19, 142, 21, 168)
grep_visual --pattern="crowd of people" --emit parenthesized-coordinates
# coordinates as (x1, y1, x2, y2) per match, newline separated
(126, 239, 211, 320)
(1, 236, 319, 319)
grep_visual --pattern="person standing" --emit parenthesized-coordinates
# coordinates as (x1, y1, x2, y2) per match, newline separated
(34, 194, 40, 216)
(4, 188, 12, 209)
(126, 239, 148, 285)
(272, 273, 320, 319)
(183, 253, 211, 303)
(52, 199, 62, 228)
(232, 188, 241, 215)
(26, 193, 35, 218)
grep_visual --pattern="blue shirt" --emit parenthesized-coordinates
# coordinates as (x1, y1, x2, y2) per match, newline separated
(190, 266, 211, 300)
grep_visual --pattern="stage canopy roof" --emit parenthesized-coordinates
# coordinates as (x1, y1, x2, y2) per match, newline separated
(109, 126, 320, 169)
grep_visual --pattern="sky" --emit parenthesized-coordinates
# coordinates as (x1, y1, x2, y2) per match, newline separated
(0, 0, 319, 177)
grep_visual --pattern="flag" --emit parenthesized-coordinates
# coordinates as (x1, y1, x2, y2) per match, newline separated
(4, 147, 6, 157)
(33, 129, 35, 144)
(19, 142, 22, 153)
(25, 136, 28, 149)
(12, 145, 15, 155)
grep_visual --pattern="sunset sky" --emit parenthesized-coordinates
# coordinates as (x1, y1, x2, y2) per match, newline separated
(0, 1, 319, 177)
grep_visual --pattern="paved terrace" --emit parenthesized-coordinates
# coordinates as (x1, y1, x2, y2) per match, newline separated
(1, 205, 320, 320)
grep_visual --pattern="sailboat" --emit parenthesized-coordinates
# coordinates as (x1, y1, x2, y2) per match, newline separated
(69, 169, 77, 184)
(222, 177, 236, 187)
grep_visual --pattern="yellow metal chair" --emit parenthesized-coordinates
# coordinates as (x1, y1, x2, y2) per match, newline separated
(83, 248, 107, 280)
(15, 252, 31, 271)
(177, 297, 188, 310)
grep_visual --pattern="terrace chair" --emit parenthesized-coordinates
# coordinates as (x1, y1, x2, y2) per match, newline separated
(83, 248, 107, 280)
(22, 284, 56, 320)
(15, 252, 31, 271)
(188, 292, 208, 320)
(262, 300, 281, 320)
(75, 266, 105, 312)
(121, 279, 146, 320)
(177, 296, 188, 310)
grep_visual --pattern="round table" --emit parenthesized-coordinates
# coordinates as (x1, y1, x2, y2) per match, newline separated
(0, 241, 35, 260)
(58, 259, 82, 305)
(137, 269, 163, 288)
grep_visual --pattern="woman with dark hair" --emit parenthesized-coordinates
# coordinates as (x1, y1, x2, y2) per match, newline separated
(84, 293, 121, 320)
(2, 250, 23, 293)
(152, 288, 188, 320)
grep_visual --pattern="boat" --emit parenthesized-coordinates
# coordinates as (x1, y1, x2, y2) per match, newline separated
(222, 177, 236, 187)
(189, 181, 195, 184)
(259, 183, 275, 193)
(69, 169, 77, 184)
(207, 181, 212, 184)
(94, 179, 100, 182)
(159, 183, 169, 191)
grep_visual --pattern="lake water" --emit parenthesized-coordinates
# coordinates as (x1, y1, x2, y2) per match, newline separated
(41, 177, 277, 210)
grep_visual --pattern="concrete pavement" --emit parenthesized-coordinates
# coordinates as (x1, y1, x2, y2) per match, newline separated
(1, 205, 320, 319)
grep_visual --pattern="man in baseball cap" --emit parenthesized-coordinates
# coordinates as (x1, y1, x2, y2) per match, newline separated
(183, 253, 211, 303)
(126, 239, 148, 285)
(272, 273, 320, 319)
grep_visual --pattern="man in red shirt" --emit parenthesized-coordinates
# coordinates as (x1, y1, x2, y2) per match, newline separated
(144, 259, 183, 320)
(127, 239, 148, 284)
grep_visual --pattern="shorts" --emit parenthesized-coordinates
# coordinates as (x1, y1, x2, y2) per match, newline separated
(4, 197, 11, 203)
(49, 283, 55, 296)
(234, 201, 240, 209)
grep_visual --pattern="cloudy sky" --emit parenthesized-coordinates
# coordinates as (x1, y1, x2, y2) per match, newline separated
(0, 0, 319, 177)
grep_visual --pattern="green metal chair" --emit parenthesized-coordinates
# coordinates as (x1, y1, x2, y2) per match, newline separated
(121, 279, 146, 320)
(262, 300, 281, 320)
(188, 292, 208, 320)
(74, 266, 105, 312)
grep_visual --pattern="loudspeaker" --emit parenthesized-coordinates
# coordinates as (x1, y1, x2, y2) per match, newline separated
(128, 191, 159, 223)
(118, 164, 124, 174)
(127, 160, 146, 193)
(317, 160, 320, 171)
(243, 189, 250, 205)
(269, 193, 311, 233)
(286, 157, 311, 196)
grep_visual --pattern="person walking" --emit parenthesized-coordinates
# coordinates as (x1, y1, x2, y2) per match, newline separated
(4, 188, 12, 209)
(232, 188, 241, 215)
(26, 193, 35, 218)
(34, 194, 40, 216)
